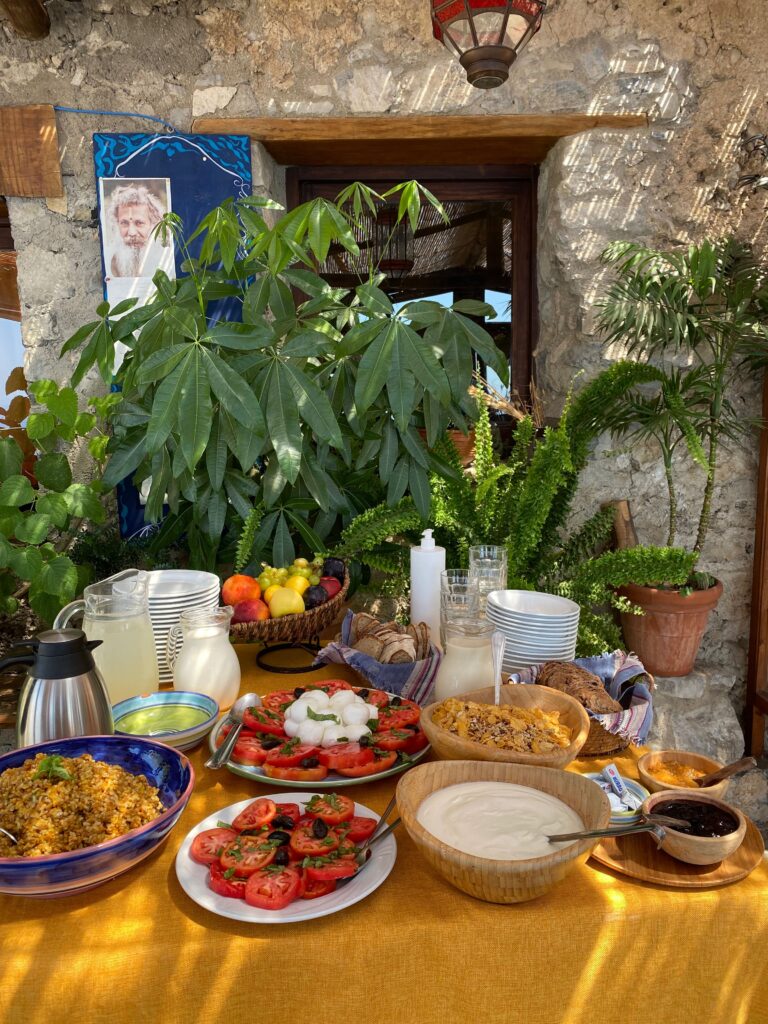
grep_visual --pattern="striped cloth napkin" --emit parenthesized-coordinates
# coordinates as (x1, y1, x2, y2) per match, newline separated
(507, 650, 654, 744)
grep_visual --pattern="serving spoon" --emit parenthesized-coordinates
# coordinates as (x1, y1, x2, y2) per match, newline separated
(694, 756, 757, 788)
(547, 812, 689, 845)
(0, 825, 17, 845)
(205, 692, 261, 770)
(336, 802, 402, 887)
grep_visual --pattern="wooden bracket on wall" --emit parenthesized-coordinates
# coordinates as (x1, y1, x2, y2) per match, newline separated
(0, 105, 63, 198)
(0, 0, 50, 38)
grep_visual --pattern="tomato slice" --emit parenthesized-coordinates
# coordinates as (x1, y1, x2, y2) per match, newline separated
(208, 861, 248, 899)
(403, 728, 429, 754)
(244, 865, 303, 910)
(242, 705, 285, 735)
(344, 816, 378, 843)
(318, 742, 374, 771)
(301, 876, 337, 900)
(189, 827, 238, 865)
(263, 763, 328, 782)
(377, 701, 420, 731)
(304, 860, 357, 883)
(219, 837, 277, 877)
(303, 793, 355, 825)
(231, 798, 277, 832)
(362, 689, 391, 709)
(216, 724, 257, 747)
(289, 824, 340, 858)
(335, 751, 398, 777)
(275, 802, 301, 822)
(261, 689, 296, 713)
(265, 740, 321, 768)
(370, 729, 413, 751)
(231, 735, 276, 765)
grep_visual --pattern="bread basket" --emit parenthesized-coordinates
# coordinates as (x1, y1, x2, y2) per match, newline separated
(420, 683, 590, 769)
(229, 572, 350, 644)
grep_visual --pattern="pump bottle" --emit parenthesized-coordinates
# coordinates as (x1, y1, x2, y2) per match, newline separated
(410, 528, 446, 650)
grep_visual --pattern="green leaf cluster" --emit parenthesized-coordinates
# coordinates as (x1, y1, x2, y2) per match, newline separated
(61, 182, 507, 569)
(0, 380, 111, 622)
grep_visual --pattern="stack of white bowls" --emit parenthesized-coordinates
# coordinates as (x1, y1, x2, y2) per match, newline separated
(485, 590, 580, 674)
(146, 570, 220, 684)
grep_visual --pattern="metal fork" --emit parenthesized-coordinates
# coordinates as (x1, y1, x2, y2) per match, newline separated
(337, 794, 401, 887)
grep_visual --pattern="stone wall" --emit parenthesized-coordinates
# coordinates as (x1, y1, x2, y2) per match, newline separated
(2, 0, 768, 700)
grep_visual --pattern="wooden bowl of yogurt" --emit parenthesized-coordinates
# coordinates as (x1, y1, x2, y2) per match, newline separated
(396, 759, 611, 904)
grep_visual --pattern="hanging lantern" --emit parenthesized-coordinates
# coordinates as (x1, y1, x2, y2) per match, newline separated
(431, 0, 546, 89)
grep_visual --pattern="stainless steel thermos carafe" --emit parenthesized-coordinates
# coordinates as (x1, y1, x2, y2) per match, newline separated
(0, 629, 114, 747)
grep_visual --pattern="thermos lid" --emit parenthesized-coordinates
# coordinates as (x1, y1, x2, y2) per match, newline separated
(36, 628, 89, 653)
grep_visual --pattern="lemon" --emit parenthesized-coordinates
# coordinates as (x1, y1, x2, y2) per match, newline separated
(285, 574, 311, 596)
(263, 584, 281, 604)
(268, 586, 305, 617)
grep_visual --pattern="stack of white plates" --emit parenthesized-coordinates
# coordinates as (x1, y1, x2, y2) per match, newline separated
(485, 590, 580, 674)
(146, 570, 220, 684)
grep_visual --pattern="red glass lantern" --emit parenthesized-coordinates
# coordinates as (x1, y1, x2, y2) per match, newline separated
(431, 0, 546, 89)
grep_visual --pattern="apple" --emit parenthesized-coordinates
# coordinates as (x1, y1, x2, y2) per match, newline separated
(232, 598, 270, 624)
(319, 576, 342, 599)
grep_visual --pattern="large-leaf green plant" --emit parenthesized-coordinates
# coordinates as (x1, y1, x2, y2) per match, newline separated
(596, 238, 768, 554)
(62, 182, 508, 569)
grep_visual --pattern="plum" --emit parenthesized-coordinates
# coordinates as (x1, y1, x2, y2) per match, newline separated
(322, 557, 346, 583)
(304, 585, 329, 609)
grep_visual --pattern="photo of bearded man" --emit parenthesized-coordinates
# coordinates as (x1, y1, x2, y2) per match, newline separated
(101, 179, 174, 280)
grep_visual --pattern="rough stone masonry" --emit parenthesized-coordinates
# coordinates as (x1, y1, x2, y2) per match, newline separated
(2, 0, 768, 726)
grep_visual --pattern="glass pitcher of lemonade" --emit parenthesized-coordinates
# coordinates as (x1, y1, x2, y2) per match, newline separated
(54, 569, 159, 705)
(432, 618, 496, 702)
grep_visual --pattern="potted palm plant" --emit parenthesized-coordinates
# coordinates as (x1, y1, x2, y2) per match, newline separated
(595, 238, 768, 675)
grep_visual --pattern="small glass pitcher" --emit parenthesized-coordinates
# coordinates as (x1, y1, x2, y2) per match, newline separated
(432, 617, 497, 702)
(166, 606, 241, 711)
(54, 569, 159, 705)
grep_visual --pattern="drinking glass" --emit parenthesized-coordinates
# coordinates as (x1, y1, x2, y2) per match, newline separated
(433, 617, 496, 702)
(440, 569, 480, 646)
(469, 545, 508, 611)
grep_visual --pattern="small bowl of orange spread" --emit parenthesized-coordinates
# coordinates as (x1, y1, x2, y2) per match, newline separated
(637, 749, 729, 800)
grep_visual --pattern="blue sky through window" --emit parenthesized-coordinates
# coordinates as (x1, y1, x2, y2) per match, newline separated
(0, 318, 24, 398)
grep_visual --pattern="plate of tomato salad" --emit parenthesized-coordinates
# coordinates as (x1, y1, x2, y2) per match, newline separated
(175, 792, 397, 923)
(208, 679, 430, 789)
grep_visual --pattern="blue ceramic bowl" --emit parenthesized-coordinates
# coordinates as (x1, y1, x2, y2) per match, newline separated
(112, 691, 219, 751)
(0, 735, 194, 898)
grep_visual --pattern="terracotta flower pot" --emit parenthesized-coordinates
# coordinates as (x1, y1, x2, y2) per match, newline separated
(618, 579, 723, 677)
(417, 428, 476, 466)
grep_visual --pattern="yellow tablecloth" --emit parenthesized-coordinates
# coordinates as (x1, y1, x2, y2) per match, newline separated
(2, 648, 768, 1024)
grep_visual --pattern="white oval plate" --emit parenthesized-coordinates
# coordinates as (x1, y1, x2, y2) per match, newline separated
(175, 793, 397, 923)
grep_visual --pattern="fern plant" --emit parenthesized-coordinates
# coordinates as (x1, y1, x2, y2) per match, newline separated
(336, 382, 697, 655)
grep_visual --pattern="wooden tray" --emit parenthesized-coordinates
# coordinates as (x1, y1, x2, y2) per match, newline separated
(590, 816, 765, 889)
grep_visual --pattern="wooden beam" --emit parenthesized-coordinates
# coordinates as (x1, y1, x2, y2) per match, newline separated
(0, 252, 20, 322)
(192, 113, 649, 167)
(0, 0, 50, 38)
(0, 105, 63, 197)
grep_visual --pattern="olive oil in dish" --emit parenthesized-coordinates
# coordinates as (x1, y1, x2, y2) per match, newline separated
(416, 781, 584, 860)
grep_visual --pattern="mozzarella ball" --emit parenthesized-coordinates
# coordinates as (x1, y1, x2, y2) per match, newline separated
(302, 690, 331, 710)
(341, 724, 370, 742)
(320, 724, 350, 747)
(364, 703, 379, 721)
(297, 718, 325, 746)
(283, 718, 300, 738)
(286, 701, 309, 723)
(341, 703, 372, 727)
(329, 690, 358, 710)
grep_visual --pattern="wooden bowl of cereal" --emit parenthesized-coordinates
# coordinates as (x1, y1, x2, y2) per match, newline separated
(420, 684, 590, 769)
(637, 749, 729, 800)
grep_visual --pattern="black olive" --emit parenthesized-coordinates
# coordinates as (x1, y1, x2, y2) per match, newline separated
(259, 736, 282, 750)
(359, 735, 373, 747)
(273, 848, 290, 866)
(312, 818, 328, 838)
(272, 814, 295, 830)
(300, 756, 320, 768)
(267, 830, 291, 845)
(390, 695, 402, 706)
(293, 687, 306, 699)
(358, 688, 370, 701)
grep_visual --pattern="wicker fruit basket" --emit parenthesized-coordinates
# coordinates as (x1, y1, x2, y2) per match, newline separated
(229, 572, 350, 644)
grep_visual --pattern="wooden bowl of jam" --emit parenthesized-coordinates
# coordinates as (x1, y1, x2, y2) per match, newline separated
(642, 791, 746, 865)
(637, 749, 729, 800)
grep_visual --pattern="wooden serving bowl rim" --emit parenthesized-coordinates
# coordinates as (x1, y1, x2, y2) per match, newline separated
(643, 790, 747, 861)
(396, 759, 611, 871)
(637, 748, 726, 795)
(420, 684, 590, 766)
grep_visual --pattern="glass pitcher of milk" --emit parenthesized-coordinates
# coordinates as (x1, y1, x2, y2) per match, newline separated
(166, 606, 241, 710)
(432, 618, 496, 702)
(54, 569, 159, 705)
